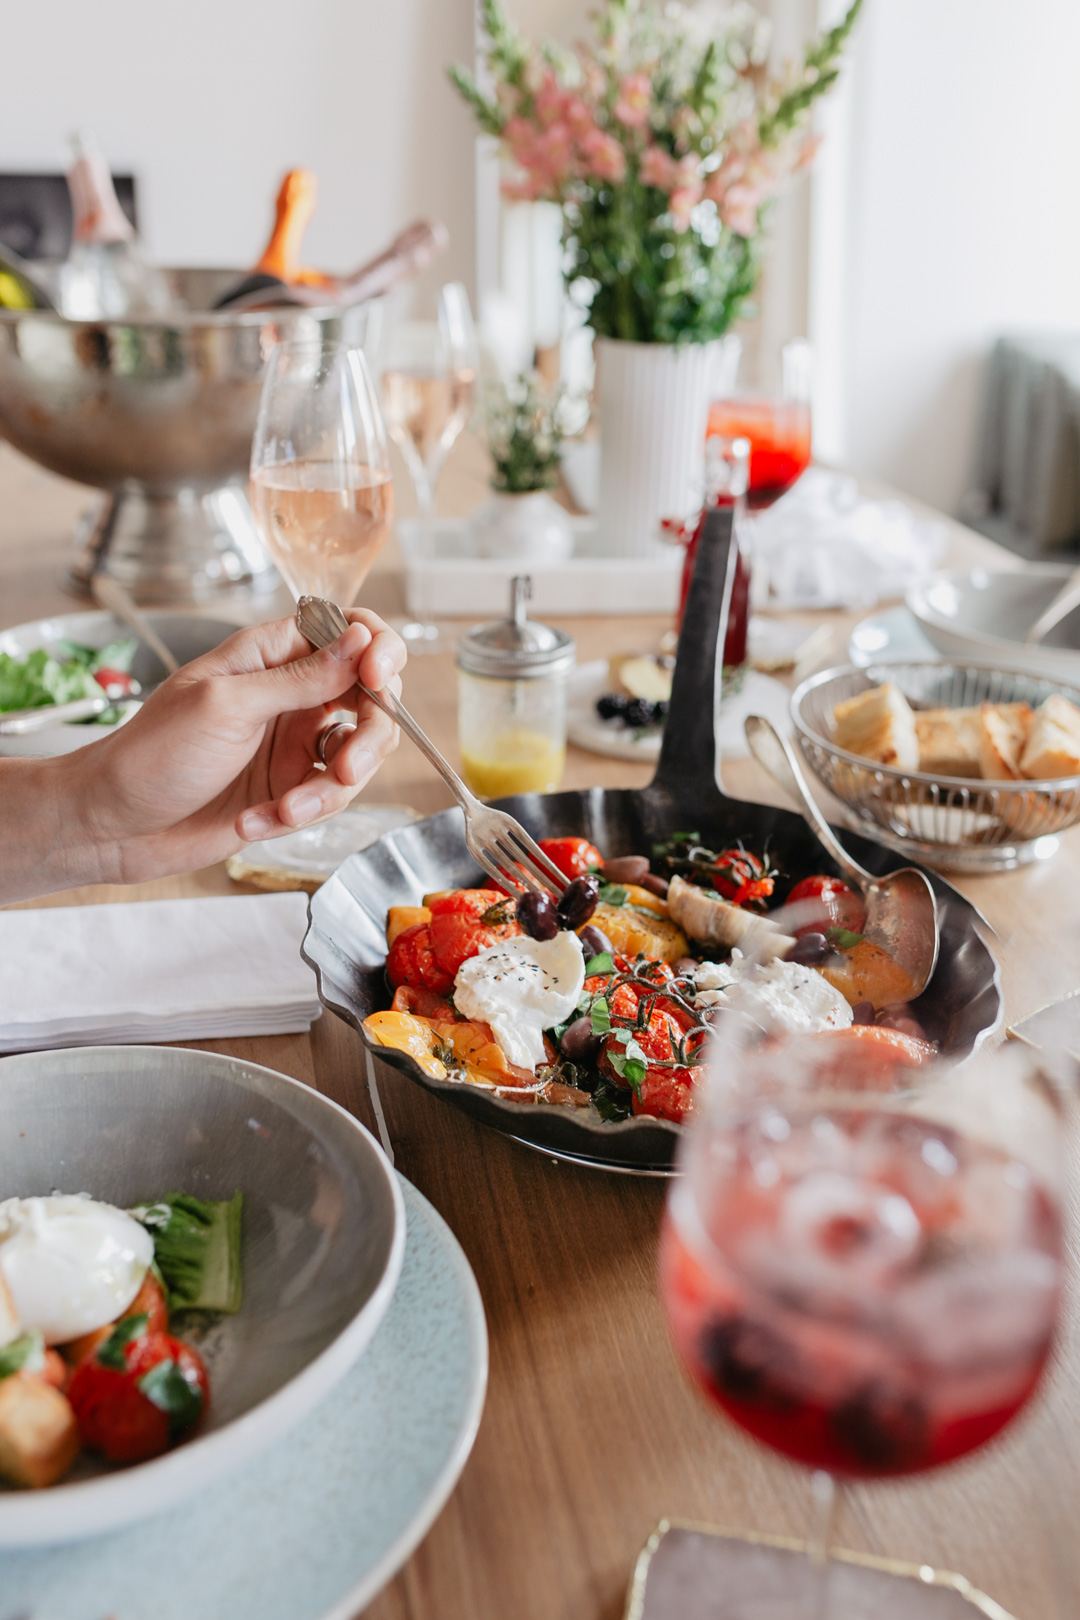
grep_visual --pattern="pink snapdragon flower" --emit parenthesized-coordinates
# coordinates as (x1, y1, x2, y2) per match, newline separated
(639, 145, 678, 189)
(579, 125, 627, 183)
(534, 71, 566, 128)
(716, 182, 761, 237)
(614, 71, 651, 128)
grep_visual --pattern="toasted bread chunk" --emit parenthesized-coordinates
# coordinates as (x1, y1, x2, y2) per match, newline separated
(0, 1375, 80, 1489)
(1020, 693, 1080, 779)
(832, 684, 919, 770)
(977, 702, 1033, 780)
(0, 1271, 19, 1350)
(914, 707, 982, 777)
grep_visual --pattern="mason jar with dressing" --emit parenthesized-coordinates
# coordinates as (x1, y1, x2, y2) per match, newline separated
(456, 576, 575, 798)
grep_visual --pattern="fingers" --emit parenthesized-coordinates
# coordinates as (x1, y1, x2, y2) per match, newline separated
(228, 623, 377, 725)
(235, 693, 400, 841)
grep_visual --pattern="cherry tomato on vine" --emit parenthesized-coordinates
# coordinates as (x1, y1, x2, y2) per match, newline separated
(538, 837, 603, 882)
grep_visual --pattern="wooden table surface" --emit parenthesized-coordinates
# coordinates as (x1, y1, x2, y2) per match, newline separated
(2, 437, 1078, 1619)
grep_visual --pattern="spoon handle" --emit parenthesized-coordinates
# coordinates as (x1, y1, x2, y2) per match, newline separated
(1023, 564, 1080, 645)
(744, 715, 873, 890)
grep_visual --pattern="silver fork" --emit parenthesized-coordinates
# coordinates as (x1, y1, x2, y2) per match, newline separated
(296, 595, 567, 900)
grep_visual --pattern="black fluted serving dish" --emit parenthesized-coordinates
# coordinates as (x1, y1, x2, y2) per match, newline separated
(302, 511, 1003, 1172)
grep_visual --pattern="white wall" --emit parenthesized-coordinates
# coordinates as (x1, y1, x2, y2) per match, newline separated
(812, 0, 1080, 513)
(1, 0, 478, 298)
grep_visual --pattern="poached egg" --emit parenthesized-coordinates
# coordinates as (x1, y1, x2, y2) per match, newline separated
(454, 931, 586, 1070)
(692, 952, 852, 1035)
(0, 1194, 153, 1345)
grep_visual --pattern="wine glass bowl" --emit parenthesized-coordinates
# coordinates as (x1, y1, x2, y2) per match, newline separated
(707, 338, 813, 511)
(250, 340, 393, 605)
(660, 1035, 1063, 1613)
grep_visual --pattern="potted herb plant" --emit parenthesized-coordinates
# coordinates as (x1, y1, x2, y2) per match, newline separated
(471, 372, 577, 561)
(451, 0, 862, 556)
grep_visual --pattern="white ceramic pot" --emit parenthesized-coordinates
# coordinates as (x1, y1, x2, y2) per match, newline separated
(595, 334, 740, 557)
(470, 489, 574, 562)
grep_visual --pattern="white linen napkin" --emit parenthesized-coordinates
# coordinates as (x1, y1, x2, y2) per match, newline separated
(753, 469, 947, 609)
(0, 893, 321, 1053)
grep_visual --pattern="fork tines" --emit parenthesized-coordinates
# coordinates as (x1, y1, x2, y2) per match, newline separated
(476, 828, 567, 901)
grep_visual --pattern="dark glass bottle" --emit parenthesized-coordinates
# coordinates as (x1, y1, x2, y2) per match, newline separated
(678, 434, 751, 667)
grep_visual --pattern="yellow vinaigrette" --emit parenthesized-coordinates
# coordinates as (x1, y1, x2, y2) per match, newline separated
(460, 729, 566, 797)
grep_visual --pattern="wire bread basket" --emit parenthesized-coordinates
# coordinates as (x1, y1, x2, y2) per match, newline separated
(792, 662, 1080, 872)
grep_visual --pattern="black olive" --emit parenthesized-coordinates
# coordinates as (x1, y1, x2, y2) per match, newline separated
(596, 692, 630, 721)
(578, 924, 613, 961)
(603, 855, 649, 885)
(639, 872, 669, 898)
(560, 1015, 601, 1063)
(851, 1000, 875, 1025)
(785, 931, 830, 966)
(557, 874, 600, 931)
(516, 890, 559, 941)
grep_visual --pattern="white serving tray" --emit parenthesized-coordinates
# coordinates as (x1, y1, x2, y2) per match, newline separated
(398, 517, 682, 617)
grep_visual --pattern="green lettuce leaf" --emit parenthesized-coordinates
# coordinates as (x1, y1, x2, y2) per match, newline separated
(0, 648, 102, 712)
(130, 1192, 243, 1314)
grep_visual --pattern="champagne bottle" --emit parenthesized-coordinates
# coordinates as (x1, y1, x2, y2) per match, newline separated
(59, 130, 174, 320)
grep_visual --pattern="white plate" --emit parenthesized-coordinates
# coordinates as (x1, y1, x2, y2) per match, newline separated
(0, 1175, 487, 1620)
(227, 804, 421, 889)
(0, 610, 239, 757)
(907, 566, 1080, 685)
(848, 605, 940, 666)
(568, 660, 796, 763)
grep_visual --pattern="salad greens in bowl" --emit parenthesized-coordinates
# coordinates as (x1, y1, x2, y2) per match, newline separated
(0, 610, 240, 757)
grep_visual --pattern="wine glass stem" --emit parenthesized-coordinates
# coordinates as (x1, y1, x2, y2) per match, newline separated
(807, 1470, 838, 1620)
(415, 468, 435, 563)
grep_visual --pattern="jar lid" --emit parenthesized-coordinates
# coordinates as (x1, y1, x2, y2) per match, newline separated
(457, 575, 575, 680)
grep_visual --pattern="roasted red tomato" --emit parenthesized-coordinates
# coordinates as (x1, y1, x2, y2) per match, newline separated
(711, 846, 776, 908)
(68, 1317, 209, 1463)
(387, 923, 454, 996)
(391, 983, 459, 1020)
(428, 889, 521, 980)
(538, 837, 603, 882)
(786, 875, 866, 937)
(64, 1269, 170, 1367)
(632, 1067, 699, 1123)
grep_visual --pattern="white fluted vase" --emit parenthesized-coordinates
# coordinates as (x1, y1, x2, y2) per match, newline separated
(595, 334, 741, 557)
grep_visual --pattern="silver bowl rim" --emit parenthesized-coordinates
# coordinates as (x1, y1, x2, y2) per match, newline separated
(0, 266, 358, 332)
(0, 1043, 406, 1546)
(792, 659, 1080, 794)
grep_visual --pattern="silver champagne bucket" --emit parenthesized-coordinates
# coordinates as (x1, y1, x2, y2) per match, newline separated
(0, 268, 374, 605)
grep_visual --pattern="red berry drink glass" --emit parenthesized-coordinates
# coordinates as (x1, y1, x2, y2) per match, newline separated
(659, 1039, 1063, 1617)
(707, 337, 813, 512)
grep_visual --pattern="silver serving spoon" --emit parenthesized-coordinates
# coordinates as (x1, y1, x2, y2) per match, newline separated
(744, 714, 940, 997)
(1023, 564, 1080, 645)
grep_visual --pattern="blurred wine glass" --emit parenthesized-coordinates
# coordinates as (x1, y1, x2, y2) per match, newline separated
(376, 282, 478, 651)
(250, 339, 393, 604)
(660, 1028, 1063, 1619)
(707, 338, 812, 511)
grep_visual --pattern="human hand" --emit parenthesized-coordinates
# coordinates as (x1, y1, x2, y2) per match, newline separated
(57, 610, 406, 886)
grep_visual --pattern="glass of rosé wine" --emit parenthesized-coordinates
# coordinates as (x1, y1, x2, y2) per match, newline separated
(375, 281, 478, 652)
(659, 1029, 1064, 1619)
(707, 338, 812, 511)
(251, 340, 393, 606)
(249, 339, 415, 862)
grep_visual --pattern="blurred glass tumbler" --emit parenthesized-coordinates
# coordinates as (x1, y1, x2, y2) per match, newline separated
(456, 576, 575, 799)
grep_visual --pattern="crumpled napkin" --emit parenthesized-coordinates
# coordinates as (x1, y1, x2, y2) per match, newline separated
(752, 469, 947, 609)
(0, 893, 321, 1053)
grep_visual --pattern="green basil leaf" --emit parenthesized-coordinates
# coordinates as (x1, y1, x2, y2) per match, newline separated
(0, 1329, 44, 1380)
(598, 883, 628, 906)
(584, 950, 613, 977)
(590, 996, 611, 1035)
(591, 1078, 633, 1122)
(97, 1313, 150, 1370)
(137, 1357, 204, 1432)
(825, 926, 865, 950)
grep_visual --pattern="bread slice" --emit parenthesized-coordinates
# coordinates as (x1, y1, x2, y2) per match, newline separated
(977, 702, 1034, 781)
(1019, 693, 1080, 779)
(914, 707, 983, 777)
(832, 684, 919, 770)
